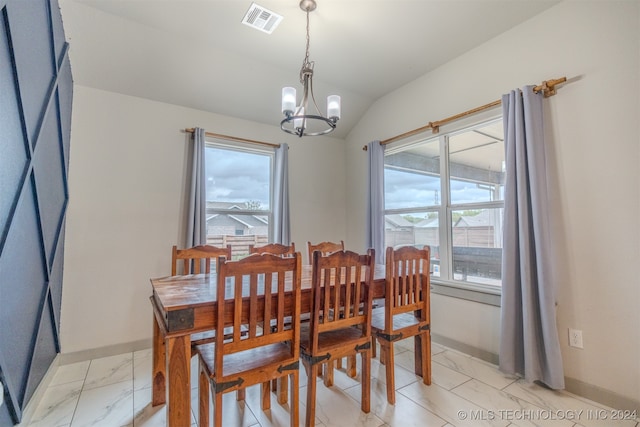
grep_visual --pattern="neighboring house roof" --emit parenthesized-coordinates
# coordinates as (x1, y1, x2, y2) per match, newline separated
(206, 201, 269, 228)
(207, 201, 247, 210)
(454, 209, 497, 227)
(228, 214, 266, 228)
(206, 212, 268, 228)
(385, 214, 414, 229)
(254, 215, 269, 225)
(415, 217, 439, 228)
(206, 214, 241, 227)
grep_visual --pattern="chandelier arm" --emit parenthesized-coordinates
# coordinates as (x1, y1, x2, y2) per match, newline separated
(308, 72, 323, 116)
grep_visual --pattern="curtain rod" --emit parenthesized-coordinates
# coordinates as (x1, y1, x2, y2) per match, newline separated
(184, 128, 281, 149)
(362, 76, 567, 150)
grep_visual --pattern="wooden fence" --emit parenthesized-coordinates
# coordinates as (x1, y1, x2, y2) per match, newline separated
(206, 234, 269, 259)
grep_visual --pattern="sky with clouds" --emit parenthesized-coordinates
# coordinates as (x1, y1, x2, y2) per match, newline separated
(384, 168, 498, 212)
(205, 147, 271, 209)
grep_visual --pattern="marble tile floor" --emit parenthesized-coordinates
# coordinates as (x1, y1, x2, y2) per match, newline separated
(21, 341, 638, 427)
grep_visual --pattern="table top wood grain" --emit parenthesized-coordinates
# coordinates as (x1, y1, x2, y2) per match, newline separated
(151, 264, 386, 310)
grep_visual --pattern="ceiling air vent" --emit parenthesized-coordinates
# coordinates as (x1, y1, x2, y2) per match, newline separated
(241, 3, 283, 35)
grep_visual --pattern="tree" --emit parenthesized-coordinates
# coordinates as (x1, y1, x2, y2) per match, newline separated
(244, 200, 262, 210)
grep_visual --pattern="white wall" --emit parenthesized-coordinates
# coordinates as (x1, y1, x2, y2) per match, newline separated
(61, 86, 346, 353)
(345, 1, 639, 407)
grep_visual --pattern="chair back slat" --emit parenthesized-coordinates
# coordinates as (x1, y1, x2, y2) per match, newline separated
(310, 249, 374, 351)
(263, 271, 273, 336)
(172, 245, 231, 275)
(276, 271, 286, 332)
(215, 252, 301, 374)
(307, 240, 344, 264)
(386, 246, 430, 323)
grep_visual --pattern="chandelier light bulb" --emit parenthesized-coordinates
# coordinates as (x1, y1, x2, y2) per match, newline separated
(327, 95, 341, 120)
(282, 87, 297, 115)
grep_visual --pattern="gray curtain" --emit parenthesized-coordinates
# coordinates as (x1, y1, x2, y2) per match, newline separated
(273, 143, 291, 245)
(499, 86, 564, 389)
(186, 127, 206, 248)
(366, 140, 385, 265)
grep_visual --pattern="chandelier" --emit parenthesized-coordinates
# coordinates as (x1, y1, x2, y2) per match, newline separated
(281, 0, 340, 137)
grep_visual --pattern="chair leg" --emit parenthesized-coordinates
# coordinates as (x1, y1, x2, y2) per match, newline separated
(306, 364, 319, 427)
(277, 376, 288, 404)
(261, 381, 271, 410)
(323, 360, 334, 387)
(422, 331, 432, 385)
(236, 387, 245, 401)
(371, 336, 377, 358)
(347, 355, 357, 378)
(361, 349, 371, 413)
(290, 371, 300, 427)
(336, 358, 343, 369)
(385, 342, 396, 405)
(214, 390, 223, 427)
(198, 362, 209, 427)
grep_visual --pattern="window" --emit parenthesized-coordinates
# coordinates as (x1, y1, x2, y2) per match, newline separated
(205, 141, 274, 259)
(384, 118, 504, 292)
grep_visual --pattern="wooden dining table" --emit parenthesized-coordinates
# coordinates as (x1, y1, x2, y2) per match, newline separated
(149, 263, 426, 427)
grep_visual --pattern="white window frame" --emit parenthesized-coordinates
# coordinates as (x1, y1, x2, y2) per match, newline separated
(383, 115, 504, 305)
(205, 139, 275, 245)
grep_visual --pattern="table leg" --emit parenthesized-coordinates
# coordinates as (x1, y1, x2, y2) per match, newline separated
(167, 335, 191, 427)
(152, 315, 166, 406)
(414, 335, 423, 377)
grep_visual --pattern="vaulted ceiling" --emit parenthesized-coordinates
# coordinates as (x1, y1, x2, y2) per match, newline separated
(59, 0, 559, 139)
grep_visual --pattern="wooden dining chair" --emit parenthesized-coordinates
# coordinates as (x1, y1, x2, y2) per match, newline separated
(250, 241, 298, 399)
(300, 249, 374, 427)
(171, 244, 231, 275)
(195, 252, 302, 427)
(307, 240, 357, 381)
(171, 245, 235, 355)
(306, 240, 344, 264)
(249, 242, 296, 257)
(371, 245, 431, 404)
(172, 244, 250, 402)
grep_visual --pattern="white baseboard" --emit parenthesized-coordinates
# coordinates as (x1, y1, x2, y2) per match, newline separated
(432, 333, 499, 364)
(564, 376, 640, 413)
(431, 334, 639, 414)
(58, 339, 152, 365)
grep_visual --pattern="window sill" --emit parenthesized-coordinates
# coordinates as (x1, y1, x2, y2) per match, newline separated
(430, 278, 501, 307)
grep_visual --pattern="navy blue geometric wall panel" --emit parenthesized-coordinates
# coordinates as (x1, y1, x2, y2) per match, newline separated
(24, 296, 58, 408)
(0, 0, 72, 424)
(5, 0, 55, 147)
(0, 7, 29, 251)
(0, 180, 49, 410)
(49, 222, 66, 341)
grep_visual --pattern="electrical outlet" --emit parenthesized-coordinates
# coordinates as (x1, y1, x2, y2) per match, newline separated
(568, 328, 583, 349)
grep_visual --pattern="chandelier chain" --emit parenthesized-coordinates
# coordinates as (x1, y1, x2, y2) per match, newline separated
(300, 7, 312, 84)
